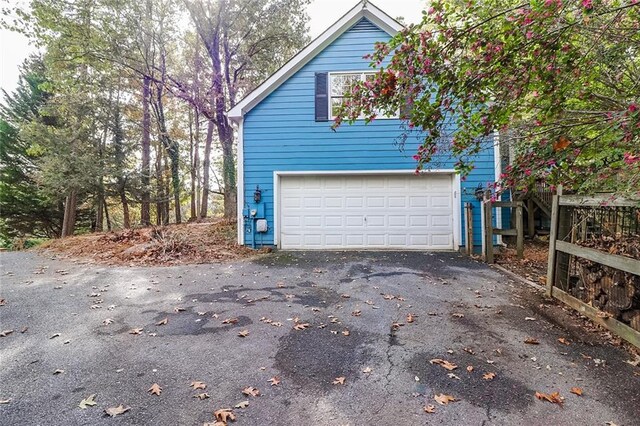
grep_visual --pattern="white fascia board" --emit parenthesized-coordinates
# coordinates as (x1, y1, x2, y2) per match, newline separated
(236, 118, 245, 245)
(227, 1, 403, 121)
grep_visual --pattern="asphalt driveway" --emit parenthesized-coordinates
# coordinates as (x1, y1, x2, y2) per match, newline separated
(0, 250, 638, 425)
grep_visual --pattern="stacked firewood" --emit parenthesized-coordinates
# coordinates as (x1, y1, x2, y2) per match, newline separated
(575, 235, 640, 331)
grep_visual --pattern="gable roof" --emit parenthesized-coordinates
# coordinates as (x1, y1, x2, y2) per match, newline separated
(227, 0, 403, 121)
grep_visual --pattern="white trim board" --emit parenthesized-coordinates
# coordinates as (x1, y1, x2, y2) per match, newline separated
(493, 132, 503, 245)
(273, 169, 461, 250)
(236, 118, 245, 245)
(228, 1, 402, 121)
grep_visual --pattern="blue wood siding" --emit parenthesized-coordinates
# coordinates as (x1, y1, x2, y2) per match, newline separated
(242, 18, 496, 248)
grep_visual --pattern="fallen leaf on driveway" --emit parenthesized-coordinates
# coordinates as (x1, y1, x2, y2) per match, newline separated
(535, 391, 564, 405)
(383, 294, 395, 300)
(362, 367, 372, 374)
(524, 337, 540, 345)
(222, 318, 239, 325)
(148, 383, 162, 396)
(333, 377, 346, 385)
(406, 313, 416, 323)
(558, 337, 570, 346)
(0, 299, 5, 306)
(525, 317, 536, 321)
(268, 376, 280, 386)
(341, 294, 350, 299)
(79, 394, 97, 409)
(129, 328, 143, 335)
(0, 399, 10, 404)
(447, 373, 461, 380)
(50, 333, 61, 339)
(194, 393, 210, 400)
(20, 327, 28, 333)
(424, 404, 436, 413)
(237, 330, 249, 337)
(234, 400, 249, 409)
(391, 322, 404, 330)
(242, 387, 260, 397)
(191, 381, 207, 390)
(452, 313, 464, 318)
(434, 394, 457, 405)
(483, 372, 496, 380)
(53, 369, 65, 375)
(352, 310, 361, 316)
(214, 408, 236, 423)
(103, 318, 114, 325)
(293, 323, 310, 330)
(104, 405, 130, 417)
(174, 307, 185, 313)
(0, 330, 13, 337)
(341, 329, 350, 336)
(570, 387, 583, 396)
(156, 318, 168, 326)
(466, 366, 474, 373)
(430, 359, 458, 371)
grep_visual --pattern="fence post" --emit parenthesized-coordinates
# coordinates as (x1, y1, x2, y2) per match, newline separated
(464, 203, 473, 255)
(527, 198, 535, 238)
(483, 190, 494, 264)
(516, 201, 524, 259)
(546, 186, 562, 296)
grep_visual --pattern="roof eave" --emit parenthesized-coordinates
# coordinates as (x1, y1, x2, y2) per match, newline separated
(227, 1, 403, 121)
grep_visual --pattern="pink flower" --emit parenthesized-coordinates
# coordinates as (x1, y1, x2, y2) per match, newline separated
(524, 169, 532, 176)
(526, 31, 534, 40)
(582, 0, 593, 9)
(629, 103, 638, 113)
(624, 152, 640, 165)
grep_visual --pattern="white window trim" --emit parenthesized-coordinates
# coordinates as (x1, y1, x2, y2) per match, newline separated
(328, 71, 398, 120)
(273, 169, 461, 250)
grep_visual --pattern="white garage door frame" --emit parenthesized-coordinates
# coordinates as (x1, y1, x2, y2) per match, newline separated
(273, 169, 461, 250)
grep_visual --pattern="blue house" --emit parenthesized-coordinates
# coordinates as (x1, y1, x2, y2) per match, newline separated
(228, 0, 501, 250)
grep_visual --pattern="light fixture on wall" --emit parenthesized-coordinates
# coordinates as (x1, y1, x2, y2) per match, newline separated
(253, 185, 262, 203)
(474, 184, 486, 201)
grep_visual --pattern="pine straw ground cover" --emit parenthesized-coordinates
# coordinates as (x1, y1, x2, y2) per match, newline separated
(40, 220, 258, 266)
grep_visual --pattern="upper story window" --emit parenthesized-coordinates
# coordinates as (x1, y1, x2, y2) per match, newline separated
(329, 71, 397, 119)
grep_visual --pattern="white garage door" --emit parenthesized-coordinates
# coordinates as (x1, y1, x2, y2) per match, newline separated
(279, 174, 455, 249)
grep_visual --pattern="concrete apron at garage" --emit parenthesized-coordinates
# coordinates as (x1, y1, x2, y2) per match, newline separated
(0, 251, 638, 425)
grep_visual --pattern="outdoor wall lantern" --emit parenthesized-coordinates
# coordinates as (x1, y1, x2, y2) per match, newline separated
(253, 185, 262, 203)
(474, 184, 486, 201)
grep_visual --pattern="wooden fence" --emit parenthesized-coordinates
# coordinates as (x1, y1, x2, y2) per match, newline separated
(482, 193, 524, 263)
(546, 190, 640, 348)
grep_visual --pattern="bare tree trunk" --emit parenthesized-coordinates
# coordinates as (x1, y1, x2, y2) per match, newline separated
(195, 111, 201, 215)
(61, 189, 78, 237)
(163, 154, 171, 225)
(209, 28, 236, 220)
(120, 189, 130, 229)
(200, 118, 213, 218)
(95, 194, 104, 232)
(104, 201, 112, 231)
(155, 143, 164, 226)
(189, 108, 197, 221)
(141, 75, 152, 226)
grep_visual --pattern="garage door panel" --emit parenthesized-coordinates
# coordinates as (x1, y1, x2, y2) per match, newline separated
(388, 196, 407, 208)
(367, 215, 385, 227)
(367, 197, 385, 208)
(346, 234, 364, 246)
(279, 174, 454, 250)
(346, 216, 365, 227)
(432, 234, 453, 247)
(409, 196, 428, 207)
